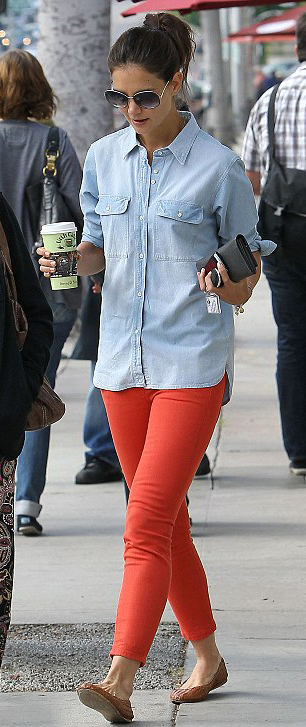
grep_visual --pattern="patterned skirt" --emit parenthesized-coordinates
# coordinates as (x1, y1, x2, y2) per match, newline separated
(0, 458, 15, 669)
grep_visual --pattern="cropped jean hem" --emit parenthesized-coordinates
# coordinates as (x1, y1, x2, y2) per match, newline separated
(110, 644, 146, 667)
(181, 620, 216, 643)
(15, 499, 42, 518)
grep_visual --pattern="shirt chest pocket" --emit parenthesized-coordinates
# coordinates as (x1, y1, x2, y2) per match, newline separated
(154, 200, 204, 261)
(95, 195, 130, 258)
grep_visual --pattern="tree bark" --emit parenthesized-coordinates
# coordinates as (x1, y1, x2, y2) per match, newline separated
(229, 7, 254, 132)
(201, 9, 234, 146)
(37, 0, 113, 164)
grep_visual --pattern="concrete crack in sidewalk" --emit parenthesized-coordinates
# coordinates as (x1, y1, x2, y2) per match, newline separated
(171, 703, 180, 725)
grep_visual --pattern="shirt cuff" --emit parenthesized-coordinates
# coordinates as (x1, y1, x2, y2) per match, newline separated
(249, 238, 277, 256)
(81, 234, 103, 248)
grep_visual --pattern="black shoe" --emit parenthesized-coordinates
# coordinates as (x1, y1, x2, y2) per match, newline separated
(75, 457, 123, 485)
(194, 453, 211, 479)
(17, 515, 43, 536)
(289, 460, 306, 476)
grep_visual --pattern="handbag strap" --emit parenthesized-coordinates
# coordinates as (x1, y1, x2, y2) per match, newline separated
(43, 126, 60, 178)
(267, 84, 280, 164)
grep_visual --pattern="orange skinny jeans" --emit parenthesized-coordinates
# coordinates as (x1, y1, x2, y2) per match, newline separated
(102, 375, 226, 666)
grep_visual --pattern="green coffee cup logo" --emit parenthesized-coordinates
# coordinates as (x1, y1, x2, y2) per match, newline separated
(42, 230, 77, 254)
(54, 232, 76, 251)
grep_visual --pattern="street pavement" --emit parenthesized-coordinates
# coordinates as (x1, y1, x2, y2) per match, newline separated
(1, 273, 305, 726)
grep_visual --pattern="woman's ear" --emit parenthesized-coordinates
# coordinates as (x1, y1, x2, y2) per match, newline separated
(171, 71, 183, 96)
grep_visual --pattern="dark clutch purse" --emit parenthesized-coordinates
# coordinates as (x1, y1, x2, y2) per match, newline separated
(196, 234, 257, 285)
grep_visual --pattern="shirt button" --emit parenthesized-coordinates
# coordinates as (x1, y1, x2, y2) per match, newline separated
(139, 253, 144, 259)
(151, 179, 156, 185)
(153, 169, 159, 174)
(137, 291, 142, 297)
(139, 215, 144, 221)
(135, 329, 139, 335)
(177, 211, 183, 218)
(105, 205, 110, 211)
(157, 151, 163, 156)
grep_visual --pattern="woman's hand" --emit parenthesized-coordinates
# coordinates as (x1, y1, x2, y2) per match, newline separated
(91, 282, 102, 294)
(36, 247, 81, 278)
(197, 262, 254, 307)
(37, 241, 105, 277)
(36, 247, 57, 278)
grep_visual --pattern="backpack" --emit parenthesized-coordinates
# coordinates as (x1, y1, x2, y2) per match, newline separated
(257, 83, 306, 264)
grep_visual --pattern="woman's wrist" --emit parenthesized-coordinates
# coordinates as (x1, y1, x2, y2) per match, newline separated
(76, 241, 105, 276)
(234, 281, 254, 315)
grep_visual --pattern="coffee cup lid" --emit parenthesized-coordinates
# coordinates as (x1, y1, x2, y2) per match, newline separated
(41, 222, 77, 235)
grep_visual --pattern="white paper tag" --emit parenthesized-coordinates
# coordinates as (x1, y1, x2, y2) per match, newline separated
(205, 293, 221, 314)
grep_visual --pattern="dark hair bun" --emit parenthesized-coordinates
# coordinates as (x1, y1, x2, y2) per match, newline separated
(143, 13, 195, 85)
(108, 11, 196, 96)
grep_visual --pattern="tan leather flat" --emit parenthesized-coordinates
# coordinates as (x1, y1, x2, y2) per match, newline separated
(170, 657, 228, 704)
(77, 682, 134, 723)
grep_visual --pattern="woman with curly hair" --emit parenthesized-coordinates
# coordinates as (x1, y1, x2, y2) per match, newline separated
(0, 50, 83, 536)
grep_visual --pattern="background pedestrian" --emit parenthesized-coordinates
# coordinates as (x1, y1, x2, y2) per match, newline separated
(0, 193, 53, 668)
(72, 274, 123, 484)
(242, 13, 306, 477)
(0, 50, 83, 534)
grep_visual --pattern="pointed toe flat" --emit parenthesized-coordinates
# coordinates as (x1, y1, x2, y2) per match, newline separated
(77, 682, 134, 723)
(170, 657, 228, 704)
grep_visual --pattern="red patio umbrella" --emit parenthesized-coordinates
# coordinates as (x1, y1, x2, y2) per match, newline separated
(227, 4, 305, 43)
(120, 0, 289, 16)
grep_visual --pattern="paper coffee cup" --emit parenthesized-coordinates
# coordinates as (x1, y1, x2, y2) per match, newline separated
(41, 222, 78, 291)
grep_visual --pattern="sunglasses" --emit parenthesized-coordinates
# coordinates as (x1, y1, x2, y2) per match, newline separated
(105, 80, 170, 110)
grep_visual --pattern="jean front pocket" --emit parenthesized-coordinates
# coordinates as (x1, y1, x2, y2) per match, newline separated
(95, 195, 130, 258)
(154, 200, 204, 261)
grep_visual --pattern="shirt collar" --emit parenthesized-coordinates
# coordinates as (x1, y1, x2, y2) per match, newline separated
(122, 112, 201, 165)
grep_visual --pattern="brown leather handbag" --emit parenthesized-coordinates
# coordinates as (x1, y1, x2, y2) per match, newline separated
(0, 220, 65, 431)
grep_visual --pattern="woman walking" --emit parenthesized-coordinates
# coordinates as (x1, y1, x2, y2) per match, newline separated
(0, 50, 83, 535)
(39, 12, 275, 723)
(0, 193, 53, 669)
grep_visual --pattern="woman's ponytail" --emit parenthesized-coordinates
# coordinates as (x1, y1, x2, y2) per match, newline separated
(108, 12, 196, 95)
(143, 13, 195, 90)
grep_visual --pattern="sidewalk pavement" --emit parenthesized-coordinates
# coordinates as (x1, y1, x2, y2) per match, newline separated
(1, 275, 305, 726)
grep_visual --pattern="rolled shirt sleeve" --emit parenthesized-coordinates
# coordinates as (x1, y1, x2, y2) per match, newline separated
(212, 157, 276, 256)
(80, 145, 104, 248)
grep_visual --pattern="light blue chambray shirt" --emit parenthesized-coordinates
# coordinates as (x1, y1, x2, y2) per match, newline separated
(80, 112, 276, 403)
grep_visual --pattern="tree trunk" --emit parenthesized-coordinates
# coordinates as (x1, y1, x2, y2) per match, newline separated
(37, 0, 113, 164)
(201, 9, 234, 146)
(229, 7, 254, 132)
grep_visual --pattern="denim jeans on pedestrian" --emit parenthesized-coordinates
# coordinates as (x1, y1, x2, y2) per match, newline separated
(16, 304, 77, 518)
(83, 361, 120, 469)
(263, 253, 306, 462)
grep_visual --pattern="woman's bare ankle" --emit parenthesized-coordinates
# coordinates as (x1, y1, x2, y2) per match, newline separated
(100, 675, 133, 701)
(101, 655, 140, 700)
(191, 633, 221, 673)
